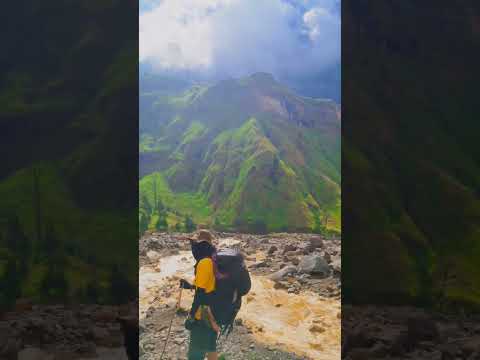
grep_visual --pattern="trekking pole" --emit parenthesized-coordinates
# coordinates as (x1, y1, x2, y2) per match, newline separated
(160, 286, 183, 360)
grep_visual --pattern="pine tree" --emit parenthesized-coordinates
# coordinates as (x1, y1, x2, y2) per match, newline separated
(140, 193, 152, 216)
(313, 212, 325, 234)
(139, 212, 149, 235)
(156, 197, 164, 214)
(86, 279, 100, 303)
(184, 215, 196, 233)
(42, 221, 60, 256)
(0, 258, 20, 307)
(213, 217, 222, 230)
(109, 265, 133, 305)
(5, 214, 29, 257)
(42, 263, 68, 301)
(155, 211, 168, 231)
(32, 167, 43, 248)
(41, 221, 68, 301)
(270, 156, 280, 184)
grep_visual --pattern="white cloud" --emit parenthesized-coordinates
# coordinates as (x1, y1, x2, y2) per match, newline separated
(140, 0, 340, 78)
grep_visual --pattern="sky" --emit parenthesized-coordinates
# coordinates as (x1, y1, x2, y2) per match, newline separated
(139, 0, 341, 101)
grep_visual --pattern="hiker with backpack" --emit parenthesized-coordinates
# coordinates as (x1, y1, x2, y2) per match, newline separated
(180, 232, 251, 360)
(180, 235, 220, 360)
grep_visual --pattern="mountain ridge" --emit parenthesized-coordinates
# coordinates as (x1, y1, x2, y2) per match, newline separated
(139, 73, 341, 233)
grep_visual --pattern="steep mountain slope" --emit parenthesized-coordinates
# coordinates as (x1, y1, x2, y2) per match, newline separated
(139, 73, 341, 233)
(0, 0, 138, 304)
(343, 1, 480, 309)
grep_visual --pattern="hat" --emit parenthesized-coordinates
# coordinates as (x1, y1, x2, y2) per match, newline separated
(187, 230, 214, 244)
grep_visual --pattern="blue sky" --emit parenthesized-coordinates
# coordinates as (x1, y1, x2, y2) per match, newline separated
(139, 0, 340, 100)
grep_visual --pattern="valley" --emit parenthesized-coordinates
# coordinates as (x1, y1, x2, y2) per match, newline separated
(139, 73, 341, 234)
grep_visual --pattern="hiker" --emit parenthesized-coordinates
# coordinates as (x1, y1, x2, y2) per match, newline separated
(180, 235, 220, 360)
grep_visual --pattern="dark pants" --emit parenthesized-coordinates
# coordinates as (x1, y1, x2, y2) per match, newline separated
(187, 321, 217, 360)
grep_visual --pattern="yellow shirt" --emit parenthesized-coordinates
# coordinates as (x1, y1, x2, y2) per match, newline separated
(193, 257, 216, 320)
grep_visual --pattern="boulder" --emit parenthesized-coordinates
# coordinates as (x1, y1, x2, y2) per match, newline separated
(146, 250, 161, 262)
(268, 245, 278, 255)
(269, 266, 297, 282)
(298, 255, 330, 276)
(330, 258, 341, 274)
(308, 237, 324, 251)
(283, 244, 297, 254)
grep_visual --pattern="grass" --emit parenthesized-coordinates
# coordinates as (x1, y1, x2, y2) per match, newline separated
(139, 172, 213, 226)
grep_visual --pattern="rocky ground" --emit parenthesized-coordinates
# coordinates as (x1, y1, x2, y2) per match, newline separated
(139, 231, 341, 360)
(0, 302, 137, 359)
(343, 305, 480, 360)
(140, 231, 341, 298)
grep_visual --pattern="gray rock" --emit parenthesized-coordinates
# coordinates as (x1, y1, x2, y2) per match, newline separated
(269, 265, 297, 282)
(268, 245, 278, 254)
(283, 244, 297, 254)
(298, 255, 330, 276)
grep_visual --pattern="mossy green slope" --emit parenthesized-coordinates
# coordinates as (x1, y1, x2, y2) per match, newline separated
(140, 73, 341, 233)
(343, 1, 480, 309)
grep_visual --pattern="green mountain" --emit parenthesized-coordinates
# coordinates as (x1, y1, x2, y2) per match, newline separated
(139, 73, 341, 233)
(0, 0, 137, 305)
(343, 1, 480, 310)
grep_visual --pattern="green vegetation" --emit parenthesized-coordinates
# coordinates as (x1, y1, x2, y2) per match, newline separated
(0, 0, 138, 308)
(139, 74, 341, 235)
(0, 163, 136, 306)
(342, 1, 480, 311)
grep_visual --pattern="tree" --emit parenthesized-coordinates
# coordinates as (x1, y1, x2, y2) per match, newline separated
(174, 222, 182, 232)
(140, 193, 152, 216)
(139, 212, 149, 235)
(155, 197, 164, 214)
(5, 214, 29, 257)
(86, 279, 100, 303)
(270, 156, 280, 184)
(250, 220, 267, 234)
(313, 213, 326, 235)
(184, 215, 196, 233)
(213, 217, 222, 230)
(42, 262, 68, 301)
(0, 258, 20, 307)
(155, 211, 168, 231)
(41, 221, 60, 257)
(32, 167, 43, 247)
(109, 265, 133, 305)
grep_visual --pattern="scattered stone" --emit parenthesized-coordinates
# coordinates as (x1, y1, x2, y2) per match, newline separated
(298, 255, 330, 276)
(268, 245, 278, 254)
(309, 325, 325, 333)
(269, 266, 297, 282)
(283, 244, 297, 254)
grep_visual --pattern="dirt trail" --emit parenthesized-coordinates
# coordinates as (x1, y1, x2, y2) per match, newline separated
(139, 237, 340, 359)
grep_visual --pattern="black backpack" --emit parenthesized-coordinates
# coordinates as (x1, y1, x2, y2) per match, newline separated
(210, 248, 251, 336)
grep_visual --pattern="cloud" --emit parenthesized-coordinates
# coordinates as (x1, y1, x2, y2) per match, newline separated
(140, 0, 340, 80)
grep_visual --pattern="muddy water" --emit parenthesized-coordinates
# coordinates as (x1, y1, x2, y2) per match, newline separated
(139, 239, 340, 359)
(139, 251, 194, 318)
(240, 278, 340, 360)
